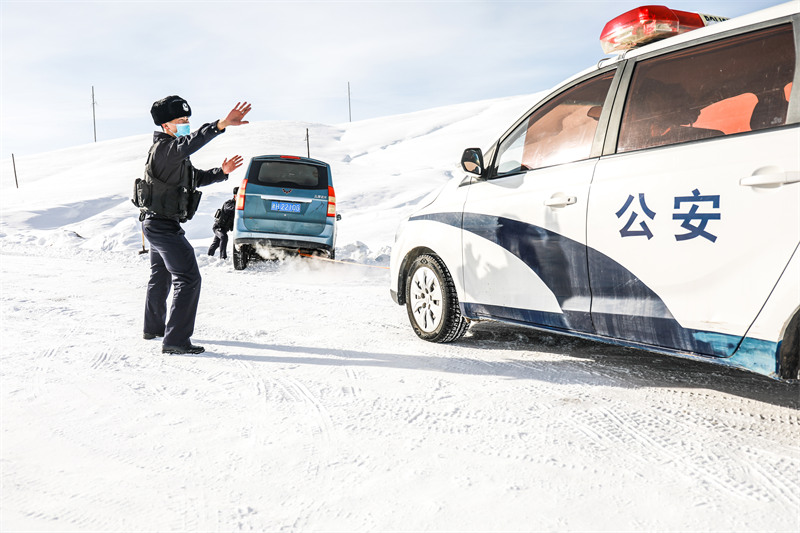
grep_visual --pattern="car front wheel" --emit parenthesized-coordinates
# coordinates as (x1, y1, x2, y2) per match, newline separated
(405, 253, 468, 343)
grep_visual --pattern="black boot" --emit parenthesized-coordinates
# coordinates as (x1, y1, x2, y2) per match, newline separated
(162, 343, 205, 354)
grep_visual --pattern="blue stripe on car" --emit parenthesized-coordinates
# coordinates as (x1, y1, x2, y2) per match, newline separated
(409, 212, 779, 375)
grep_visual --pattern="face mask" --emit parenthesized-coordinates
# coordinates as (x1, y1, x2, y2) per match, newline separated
(174, 123, 191, 137)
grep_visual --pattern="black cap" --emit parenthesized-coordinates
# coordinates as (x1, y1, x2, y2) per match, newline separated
(150, 95, 191, 126)
(233, 187, 239, 195)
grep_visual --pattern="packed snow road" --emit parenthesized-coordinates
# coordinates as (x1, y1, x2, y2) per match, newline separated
(2, 244, 798, 532)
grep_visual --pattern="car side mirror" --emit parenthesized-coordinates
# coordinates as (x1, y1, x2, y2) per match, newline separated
(461, 148, 485, 176)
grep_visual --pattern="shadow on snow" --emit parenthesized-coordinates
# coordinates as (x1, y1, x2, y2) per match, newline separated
(184, 321, 799, 409)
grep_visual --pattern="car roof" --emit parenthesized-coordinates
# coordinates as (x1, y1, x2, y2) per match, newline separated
(250, 155, 330, 167)
(555, 1, 798, 90)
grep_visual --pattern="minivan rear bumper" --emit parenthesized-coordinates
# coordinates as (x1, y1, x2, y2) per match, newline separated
(234, 237, 333, 255)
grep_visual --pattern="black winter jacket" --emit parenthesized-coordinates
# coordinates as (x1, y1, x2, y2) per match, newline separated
(214, 198, 236, 231)
(146, 121, 229, 221)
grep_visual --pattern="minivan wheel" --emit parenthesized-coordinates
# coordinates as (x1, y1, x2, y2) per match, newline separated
(233, 245, 249, 271)
(405, 254, 468, 343)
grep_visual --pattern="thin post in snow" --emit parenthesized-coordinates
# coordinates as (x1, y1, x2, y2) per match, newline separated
(347, 82, 352, 122)
(12, 153, 19, 188)
(92, 86, 97, 142)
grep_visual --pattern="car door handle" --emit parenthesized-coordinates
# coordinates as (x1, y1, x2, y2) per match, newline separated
(544, 194, 578, 208)
(740, 170, 800, 187)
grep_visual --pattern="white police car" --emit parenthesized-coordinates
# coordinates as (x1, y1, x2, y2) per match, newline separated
(390, 2, 800, 380)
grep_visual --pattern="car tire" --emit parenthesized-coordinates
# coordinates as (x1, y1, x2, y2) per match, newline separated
(233, 245, 249, 271)
(778, 310, 800, 379)
(405, 253, 468, 343)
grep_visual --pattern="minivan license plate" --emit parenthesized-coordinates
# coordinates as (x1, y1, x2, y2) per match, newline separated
(271, 201, 301, 213)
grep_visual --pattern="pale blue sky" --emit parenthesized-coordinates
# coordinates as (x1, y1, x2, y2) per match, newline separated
(0, 0, 784, 159)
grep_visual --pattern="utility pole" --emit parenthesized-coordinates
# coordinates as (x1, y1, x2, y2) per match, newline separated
(91, 86, 97, 142)
(12, 153, 19, 188)
(347, 82, 352, 122)
(306, 128, 310, 158)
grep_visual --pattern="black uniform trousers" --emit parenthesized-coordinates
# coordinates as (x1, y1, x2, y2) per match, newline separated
(207, 228, 229, 259)
(143, 217, 201, 347)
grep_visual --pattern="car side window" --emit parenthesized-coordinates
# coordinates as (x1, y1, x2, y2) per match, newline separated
(618, 24, 795, 153)
(494, 72, 615, 176)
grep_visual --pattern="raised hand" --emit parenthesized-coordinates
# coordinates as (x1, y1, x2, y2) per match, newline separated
(218, 102, 252, 130)
(222, 155, 244, 175)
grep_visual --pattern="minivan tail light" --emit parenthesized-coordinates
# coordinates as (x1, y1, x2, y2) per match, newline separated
(327, 186, 336, 217)
(600, 6, 728, 54)
(236, 179, 247, 210)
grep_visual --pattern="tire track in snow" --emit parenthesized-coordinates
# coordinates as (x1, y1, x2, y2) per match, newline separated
(648, 389, 800, 507)
(343, 367, 361, 398)
(356, 392, 538, 450)
(560, 388, 800, 510)
(598, 404, 729, 489)
(31, 346, 59, 399)
(30, 320, 81, 399)
(269, 374, 338, 530)
(279, 375, 335, 444)
(89, 346, 125, 371)
(233, 358, 270, 403)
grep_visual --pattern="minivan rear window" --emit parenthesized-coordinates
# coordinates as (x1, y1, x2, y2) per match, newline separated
(249, 161, 328, 189)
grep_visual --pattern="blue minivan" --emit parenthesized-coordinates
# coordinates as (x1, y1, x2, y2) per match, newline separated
(232, 155, 338, 270)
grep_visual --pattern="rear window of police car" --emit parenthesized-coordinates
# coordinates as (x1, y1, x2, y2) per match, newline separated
(618, 24, 795, 152)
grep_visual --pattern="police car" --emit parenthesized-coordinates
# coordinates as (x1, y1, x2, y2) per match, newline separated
(389, 2, 800, 380)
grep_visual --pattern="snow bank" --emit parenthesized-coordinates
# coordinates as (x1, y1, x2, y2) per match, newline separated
(2, 94, 798, 532)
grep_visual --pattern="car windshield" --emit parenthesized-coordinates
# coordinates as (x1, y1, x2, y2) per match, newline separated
(250, 161, 328, 189)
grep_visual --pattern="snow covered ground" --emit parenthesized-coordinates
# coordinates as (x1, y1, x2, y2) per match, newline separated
(1, 95, 798, 532)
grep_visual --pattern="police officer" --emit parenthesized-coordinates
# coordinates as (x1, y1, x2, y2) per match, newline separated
(142, 95, 251, 354)
(208, 187, 238, 260)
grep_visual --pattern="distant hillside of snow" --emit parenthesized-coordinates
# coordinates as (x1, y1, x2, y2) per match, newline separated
(0, 93, 541, 258)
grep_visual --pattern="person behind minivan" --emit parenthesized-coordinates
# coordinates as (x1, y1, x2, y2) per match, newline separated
(208, 187, 238, 260)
